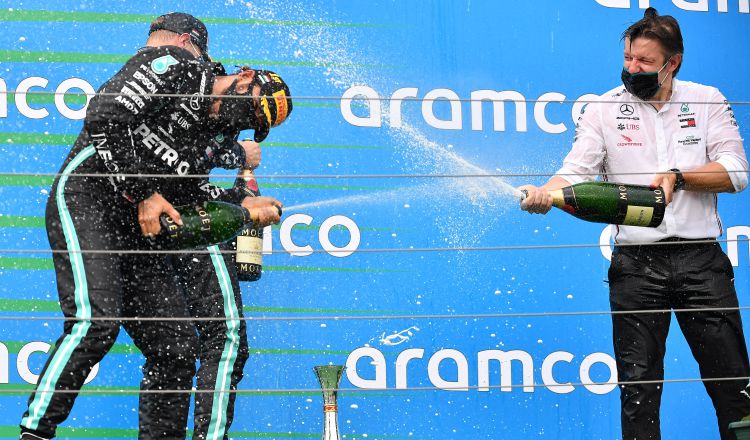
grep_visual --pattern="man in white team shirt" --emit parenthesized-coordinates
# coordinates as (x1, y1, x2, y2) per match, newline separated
(519, 7, 750, 440)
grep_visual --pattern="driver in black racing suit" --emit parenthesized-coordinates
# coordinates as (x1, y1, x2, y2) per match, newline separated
(120, 14, 294, 438)
(19, 44, 288, 440)
(131, 64, 292, 438)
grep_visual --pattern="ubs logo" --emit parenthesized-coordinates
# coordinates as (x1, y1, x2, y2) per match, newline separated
(617, 123, 640, 131)
(619, 104, 634, 116)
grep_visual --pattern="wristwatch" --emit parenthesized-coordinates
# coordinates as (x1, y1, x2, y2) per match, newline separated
(669, 168, 685, 192)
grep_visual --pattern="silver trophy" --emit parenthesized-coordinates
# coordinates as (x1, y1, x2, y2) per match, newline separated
(314, 365, 345, 440)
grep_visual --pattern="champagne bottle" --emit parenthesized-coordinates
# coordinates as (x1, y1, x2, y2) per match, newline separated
(234, 168, 263, 281)
(523, 182, 666, 227)
(158, 201, 252, 249)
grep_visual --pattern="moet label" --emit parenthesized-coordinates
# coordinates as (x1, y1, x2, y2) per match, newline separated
(236, 235, 263, 265)
(623, 206, 654, 226)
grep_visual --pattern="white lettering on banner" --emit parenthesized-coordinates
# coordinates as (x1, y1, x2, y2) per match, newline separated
(594, 0, 749, 13)
(728, 226, 750, 266)
(55, 78, 95, 119)
(580, 353, 618, 394)
(600, 226, 614, 261)
(599, 225, 750, 266)
(280, 214, 314, 256)
(423, 89, 462, 130)
(535, 92, 567, 134)
(541, 351, 575, 394)
(340, 85, 598, 134)
(346, 347, 618, 395)
(471, 90, 528, 132)
(478, 349, 534, 392)
(0, 79, 6, 118)
(540, 352, 617, 394)
(429, 349, 470, 391)
(347, 346, 387, 388)
(277, 213, 361, 257)
(319, 215, 361, 257)
(0, 77, 95, 120)
(16, 77, 48, 119)
(0, 343, 7, 383)
(0, 341, 98, 384)
(341, 86, 381, 127)
(390, 87, 419, 127)
(395, 348, 424, 388)
(595, 0, 650, 7)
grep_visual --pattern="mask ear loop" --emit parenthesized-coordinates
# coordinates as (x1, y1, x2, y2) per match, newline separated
(183, 34, 209, 62)
(657, 55, 673, 87)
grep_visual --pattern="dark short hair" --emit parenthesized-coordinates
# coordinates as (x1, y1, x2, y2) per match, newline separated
(621, 7, 684, 75)
(149, 12, 209, 58)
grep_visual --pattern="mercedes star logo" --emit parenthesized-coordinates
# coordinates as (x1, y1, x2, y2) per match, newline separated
(620, 104, 634, 116)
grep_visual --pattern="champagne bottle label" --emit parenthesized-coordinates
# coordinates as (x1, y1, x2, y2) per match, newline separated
(624, 206, 654, 227)
(234, 166, 263, 281)
(236, 233, 263, 265)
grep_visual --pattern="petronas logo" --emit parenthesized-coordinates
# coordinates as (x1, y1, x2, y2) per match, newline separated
(681, 103, 690, 113)
(151, 55, 179, 75)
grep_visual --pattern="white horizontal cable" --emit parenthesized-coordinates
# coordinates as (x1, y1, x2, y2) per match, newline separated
(4, 89, 750, 105)
(0, 238, 745, 255)
(2, 305, 750, 322)
(0, 170, 747, 180)
(1, 376, 748, 395)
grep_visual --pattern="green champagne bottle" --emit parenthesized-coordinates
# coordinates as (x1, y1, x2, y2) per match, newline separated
(233, 168, 264, 282)
(524, 182, 666, 227)
(158, 201, 252, 249)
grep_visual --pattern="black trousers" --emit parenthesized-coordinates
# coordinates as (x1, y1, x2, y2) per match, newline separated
(609, 240, 750, 440)
(125, 243, 249, 440)
(174, 245, 249, 440)
(121, 252, 198, 440)
(21, 165, 196, 438)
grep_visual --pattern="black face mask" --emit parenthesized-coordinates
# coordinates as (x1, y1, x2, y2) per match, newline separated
(216, 80, 259, 131)
(620, 58, 671, 101)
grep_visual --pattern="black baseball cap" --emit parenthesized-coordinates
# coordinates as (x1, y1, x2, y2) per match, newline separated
(252, 70, 293, 142)
(149, 12, 209, 58)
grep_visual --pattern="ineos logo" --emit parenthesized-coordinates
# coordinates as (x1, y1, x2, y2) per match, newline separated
(619, 104, 634, 116)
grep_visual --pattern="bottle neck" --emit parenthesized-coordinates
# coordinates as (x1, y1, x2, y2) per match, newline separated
(548, 189, 565, 208)
(241, 207, 253, 225)
(236, 168, 260, 197)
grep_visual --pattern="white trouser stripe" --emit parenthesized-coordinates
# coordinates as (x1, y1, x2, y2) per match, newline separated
(206, 245, 241, 438)
(22, 146, 95, 429)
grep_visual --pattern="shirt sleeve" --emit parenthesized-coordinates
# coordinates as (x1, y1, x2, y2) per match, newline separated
(84, 47, 199, 203)
(555, 99, 607, 185)
(206, 130, 247, 169)
(189, 178, 245, 204)
(705, 87, 748, 192)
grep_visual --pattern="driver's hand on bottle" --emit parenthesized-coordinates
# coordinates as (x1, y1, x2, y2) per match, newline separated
(138, 192, 182, 237)
(242, 196, 283, 228)
(239, 140, 261, 169)
(518, 185, 553, 214)
(649, 172, 677, 205)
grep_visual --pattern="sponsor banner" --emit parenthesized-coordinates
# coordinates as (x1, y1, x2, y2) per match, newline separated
(0, 1, 747, 438)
